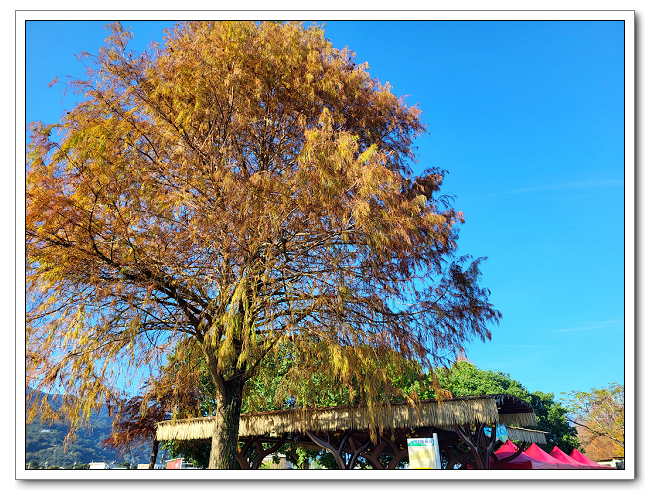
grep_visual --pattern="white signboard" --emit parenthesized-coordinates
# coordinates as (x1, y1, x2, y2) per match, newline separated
(407, 435, 442, 469)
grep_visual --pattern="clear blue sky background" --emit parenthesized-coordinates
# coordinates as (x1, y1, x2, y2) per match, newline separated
(25, 20, 625, 401)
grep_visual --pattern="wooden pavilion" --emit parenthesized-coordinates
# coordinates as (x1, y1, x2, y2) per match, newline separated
(155, 394, 546, 470)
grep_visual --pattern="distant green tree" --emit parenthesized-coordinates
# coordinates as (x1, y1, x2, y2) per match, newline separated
(405, 360, 580, 453)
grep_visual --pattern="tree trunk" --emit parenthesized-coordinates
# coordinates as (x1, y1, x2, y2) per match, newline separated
(148, 438, 159, 469)
(208, 377, 245, 469)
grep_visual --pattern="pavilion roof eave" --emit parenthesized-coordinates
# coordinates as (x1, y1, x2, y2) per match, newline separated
(502, 426, 547, 445)
(154, 395, 537, 441)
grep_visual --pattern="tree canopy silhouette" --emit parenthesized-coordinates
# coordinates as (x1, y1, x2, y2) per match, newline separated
(562, 383, 624, 458)
(26, 21, 500, 469)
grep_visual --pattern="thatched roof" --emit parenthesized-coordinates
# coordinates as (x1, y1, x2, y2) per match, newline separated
(503, 427, 547, 444)
(155, 394, 538, 442)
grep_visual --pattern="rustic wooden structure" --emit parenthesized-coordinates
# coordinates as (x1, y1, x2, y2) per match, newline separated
(154, 394, 546, 470)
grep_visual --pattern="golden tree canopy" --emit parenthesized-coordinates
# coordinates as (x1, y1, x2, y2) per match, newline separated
(26, 22, 500, 460)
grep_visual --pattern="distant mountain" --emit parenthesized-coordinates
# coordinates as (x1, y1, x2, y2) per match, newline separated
(25, 389, 151, 468)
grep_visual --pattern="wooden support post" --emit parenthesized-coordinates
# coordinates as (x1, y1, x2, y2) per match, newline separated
(478, 423, 499, 468)
(235, 434, 289, 469)
(347, 435, 372, 470)
(305, 430, 369, 469)
(236, 436, 256, 469)
(439, 440, 475, 470)
(453, 423, 519, 470)
(361, 438, 387, 469)
(306, 430, 347, 469)
(454, 423, 483, 469)
(359, 435, 409, 469)
(453, 423, 498, 469)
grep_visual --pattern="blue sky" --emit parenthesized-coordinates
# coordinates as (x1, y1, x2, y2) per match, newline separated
(25, 19, 626, 401)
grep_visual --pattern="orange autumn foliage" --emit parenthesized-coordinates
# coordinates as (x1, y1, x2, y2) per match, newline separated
(26, 21, 500, 468)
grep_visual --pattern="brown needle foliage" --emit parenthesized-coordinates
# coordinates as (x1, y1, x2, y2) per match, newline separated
(26, 21, 500, 468)
(101, 393, 171, 470)
(563, 383, 624, 459)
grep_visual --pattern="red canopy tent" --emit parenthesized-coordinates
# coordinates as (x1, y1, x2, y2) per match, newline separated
(570, 449, 613, 469)
(524, 443, 576, 469)
(549, 446, 591, 469)
(473, 441, 615, 471)
(491, 440, 560, 469)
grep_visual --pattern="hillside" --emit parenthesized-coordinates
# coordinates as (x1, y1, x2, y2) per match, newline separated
(25, 389, 151, 468)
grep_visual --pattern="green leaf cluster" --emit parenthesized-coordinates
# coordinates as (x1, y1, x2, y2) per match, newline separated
(404, 361, 580, 453)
